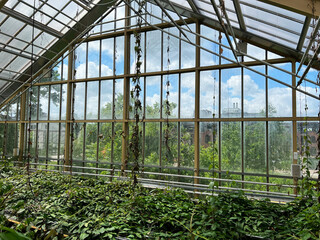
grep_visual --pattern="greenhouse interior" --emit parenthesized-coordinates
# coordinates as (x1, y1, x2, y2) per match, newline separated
(0, 0, 319, 239)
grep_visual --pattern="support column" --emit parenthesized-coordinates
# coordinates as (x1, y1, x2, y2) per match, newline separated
(18, 87, 26, 164)
(64, 47, 74, 171)
(194, 21, 201, 186)
(292, 60, 298, 194)
(121, 4, 130, 174)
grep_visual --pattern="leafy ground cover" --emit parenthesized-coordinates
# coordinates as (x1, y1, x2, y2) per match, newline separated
(0, 166, 319, 240)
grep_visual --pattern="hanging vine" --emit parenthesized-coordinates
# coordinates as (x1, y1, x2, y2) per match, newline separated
(164, 29, 172, 165)
(129, 0, 145, 185)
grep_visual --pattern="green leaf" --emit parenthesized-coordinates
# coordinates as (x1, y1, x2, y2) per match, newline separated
(0, 226, 32, 240)
(79, 232, 89, 240)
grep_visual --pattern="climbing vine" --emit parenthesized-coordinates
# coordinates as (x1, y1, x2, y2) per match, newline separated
(164, 29, 172, 165)
(129, 0, 145, 184)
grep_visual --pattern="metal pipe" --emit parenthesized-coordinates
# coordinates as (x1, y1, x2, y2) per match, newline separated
(296, 42, 320, 88)
(296, 17, 320, 74)
(25, 166, 299, 199)
(28, 162, 296, 188)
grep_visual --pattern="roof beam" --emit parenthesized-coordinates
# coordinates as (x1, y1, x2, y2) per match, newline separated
(296, 17, 311, 52)
(1, 6, 63, 39)
(296, 16, 320, 74)
(0, 0, 8, 10)
(0, 77, 23, 83)
(0, 46, 36, 61)
(210, 0, 239, 61)
(186, 0, 200, 14)
(257, 0, 320, 17)
(233, 0, 246, 31)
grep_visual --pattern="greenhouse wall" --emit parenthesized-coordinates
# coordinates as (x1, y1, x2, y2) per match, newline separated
(0, 2, 319, 198)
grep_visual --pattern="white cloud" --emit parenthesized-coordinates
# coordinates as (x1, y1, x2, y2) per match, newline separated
(57, 63, 68, 80)
(75, 61, 113, 79)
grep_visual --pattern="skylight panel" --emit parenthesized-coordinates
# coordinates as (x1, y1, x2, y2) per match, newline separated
(13, 2, 33, 17)
(0, 17, 25, 37)
(173, 0, 192, 10)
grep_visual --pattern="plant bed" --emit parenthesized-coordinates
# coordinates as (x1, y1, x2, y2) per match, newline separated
(0, 166, 319, 240)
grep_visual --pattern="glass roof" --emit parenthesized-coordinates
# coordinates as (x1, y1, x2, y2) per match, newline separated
(0, 0, 95, 96)
(0, 0, 319, 104)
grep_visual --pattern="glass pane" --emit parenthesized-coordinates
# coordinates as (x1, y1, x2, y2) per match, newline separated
(221, 68, 241, 118)
(162, 74, 178, 118)
(39, 86, 49, 120)
(200, 122, 218, 169)
(52, 58, 62, 81)
(181, 73, 194, 118)
(162, 122, 178, 167)
(200, 70, 219, 118)
(28, 123, 37, 157)
(6, 123, 18, 157)
(73, 123, 84, 160)
(62, 52, 69, 80)
(75, 43, 87, 79)
(180, 122, 194, 168)
(130, 33, 145, 74)
(144, 122, 160, 165)
(163, 27, 179, 70)
(244, 122, 266, 173)
(37, 123, 48, 158)
(48, 123, 59, 159)
(86, 81, 99, 119)
(129, 77, 144, 119)
(268, 78, 292, 117)
(88, 40, 100, 78)
(49, 85, 61, 120)
(7, 101, 18, 121)
(181, 24, 195, 69)
(59, 123, 66, 160)
(30, 87, 38, 120)
(146, 30, 161, 72)
(244, 44, 266, 61)
(243, 67, 266, 117)
(101, 38, 114, 76)
(145, 76, 160, 119)
(114, 79, 123, 119)
(61, 84, 67, 120)
(100, 80, 113, 119)
(221, 122, 241, 172)
(85, 123, 98, 161)
(296, 65, 319, 118)
(74, 82, 85, 119)
(200, 25, 219, 67)
(113, 123, 123, 163)
(297, 121, 318, 179)
(99, 123, 112, 163)
(269, 121, 292, 175)
(115, 36, 124, 75)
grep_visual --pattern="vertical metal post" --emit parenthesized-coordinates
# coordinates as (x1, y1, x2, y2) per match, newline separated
(292, 60, 298, 195)
(64, 47, 74, 171)
(194, 20, 200, 186)
(121, 3, 130, 174)
(18, 87, 26, 164)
